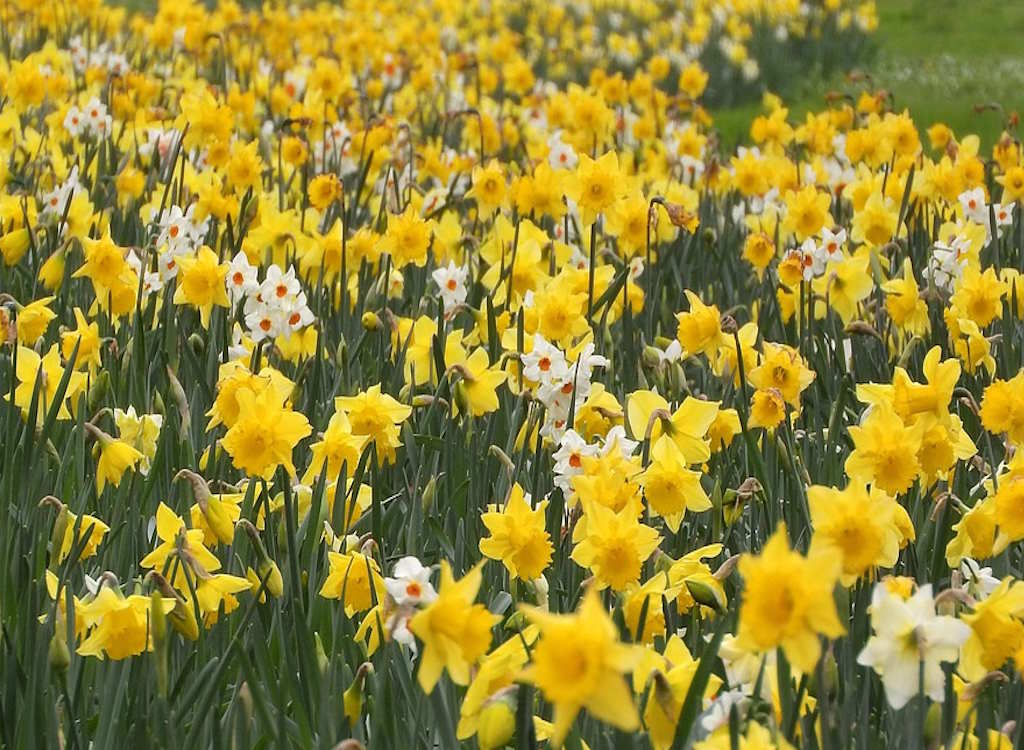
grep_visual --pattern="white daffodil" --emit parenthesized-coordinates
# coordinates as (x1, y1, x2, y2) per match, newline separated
(857, 583, 970, 709)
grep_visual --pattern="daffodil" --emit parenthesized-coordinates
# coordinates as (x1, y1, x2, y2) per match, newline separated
(77, 585, 176, 660)
(467, 160, 508, 215)
(74, 232, 130, 290)
(959, 577, 1024, 681)
(56, 510, 110, 563)
(808, 482, 907, 586)
(980, 372, 1024, 445)
(782, 185, 831, 241)
(12, 344, 87, 424)
(737, 524, 844, 673)
(320, 550, 386, 616)
(304, 410, 368, 483)
(857, 582, 969, 708)
(748, 342, 815, 407)
(883, 258, 929, 336)
(667, 543, 726, 615)
(567, 151, 623, 226)
(453, 347, 508, 417)
(94, 433, 144, 495)
(635, 634, 722, 750)
(378, 205, 433, 268)
(520, 588, 640, 746)
(176, 468, 238, 546)
(626, 389, 718, 463)
(851, 192, 898, 246)
(408, 561, 497, 693)
(621, 571, 678, 644)
(638, 438, 711, 532)
(15, 296, 56, 345)
(674, 290, 727, 359)
(140, 503, 222, 586)
(221, 386, 312, 479)
(60, 307, 102, 372)
(844, 403, 924, 496)
(334, 384, 412, 464)
(479, 483, 553, 581)
(114, 407, 163, 475)
(694, 720, 795, 750)
(456, 627, 539, 744)
(571, 499, 661, 591)
(173, 245, 230, 327)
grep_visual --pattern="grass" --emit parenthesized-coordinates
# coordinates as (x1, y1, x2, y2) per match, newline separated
(714, 0, 1024, 149)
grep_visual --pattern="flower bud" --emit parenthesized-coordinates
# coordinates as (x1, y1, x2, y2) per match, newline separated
(529, 575, 549, 609)
(38, 246, 66, 291)
(260, 558, 285, 598)
(239, 519, 285, 598)
(314, 632, 329, 674)
(809, 648, 838, 701)
(685, 578, 726, 613)
(502, 610, 530, 631)
(343, 662, 374, 727)
(421, 475, 437, 513)
(923, 703, 941, 746)
(49, 631, 70, 674)
(150, 571, 199, 642)
(476, 689, 517, 750)
(453, 381, 471, 417)
(152, 390, 166, 416)
(177, 468, 235, 545)
(87, 370, 110, 413)
(0, 227, 31, 266)
(41, 496, 70, 571)
(642, 345, 663, 368)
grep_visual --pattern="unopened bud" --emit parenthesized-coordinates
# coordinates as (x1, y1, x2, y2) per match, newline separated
(529, 575, 549, 609)
(923, 703, 941, 745)
(260, 559, 284, 598)
(87, 371, 110, 413)
(361, 311, 382, 331)
(685, 578, 726, 613)
(334, 337, 348, 368)
(809, 648, 838, 700)
(239, 519, 285, 598)
(314, 632, 329, 674)
(343, 662, 374, 727)
(642, 345, 663, 368)
(477, 688, 517, 750)
(49, 631, 70, 674)
(421, 475, 437, 513)
(713, 554, 740, 582)
(152, 390, 165, 416)
(502, 611, 530, 631)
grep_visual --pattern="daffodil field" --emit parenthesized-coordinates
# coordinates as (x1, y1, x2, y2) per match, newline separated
(5, 0, 1024, 747)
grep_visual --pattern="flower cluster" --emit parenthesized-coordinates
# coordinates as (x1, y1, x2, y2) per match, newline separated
(5, 0, 1024, 749)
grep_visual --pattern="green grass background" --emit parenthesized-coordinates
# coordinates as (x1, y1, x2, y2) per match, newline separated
(715, 0, 1024, 148)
